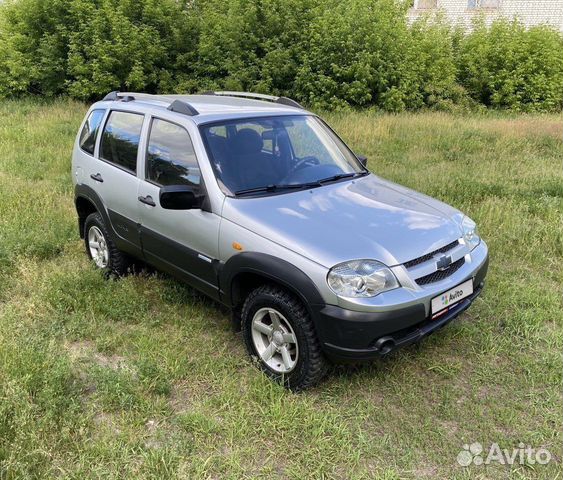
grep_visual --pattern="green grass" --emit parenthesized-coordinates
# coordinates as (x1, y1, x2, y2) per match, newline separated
(0, 99, 561, 479)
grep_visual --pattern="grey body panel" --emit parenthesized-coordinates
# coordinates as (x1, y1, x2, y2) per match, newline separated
(138, 178, 222, 296)
(221, 173, 463, 268)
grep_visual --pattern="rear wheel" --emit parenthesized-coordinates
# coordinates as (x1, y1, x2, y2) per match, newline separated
(87, 225, 108, 269)
(84, 212, 130, 276)
(242, 284, 328, 390)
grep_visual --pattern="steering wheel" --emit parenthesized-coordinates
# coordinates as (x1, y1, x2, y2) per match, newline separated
(290, 156, 320, 174)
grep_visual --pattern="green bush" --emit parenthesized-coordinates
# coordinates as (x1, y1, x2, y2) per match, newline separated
(456, 19, 563, 112)
(409, 19, 471, 112)
(294, 0, 463, 111)
(0, 0, 562, 112)
(0, 0, 199, 99)
(66, 0, 200, 99)
(0, 0, 71, 97)
(194, 0, 319, 96)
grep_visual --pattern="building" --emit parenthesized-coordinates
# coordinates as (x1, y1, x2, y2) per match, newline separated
(408, 0, 563, 31)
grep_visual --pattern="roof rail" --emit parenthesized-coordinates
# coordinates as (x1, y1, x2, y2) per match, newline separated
(102, 91, 135, 102)
(102, 92, 200, 116)
(167, 99, 199, 116)
(202, 91, 303, 109)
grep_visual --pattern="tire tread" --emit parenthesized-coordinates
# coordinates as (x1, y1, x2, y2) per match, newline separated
(242, 284, 328, 391)
(84, 212, 131, 276)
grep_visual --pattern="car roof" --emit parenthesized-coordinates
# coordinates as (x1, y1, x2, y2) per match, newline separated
(92, 92, 310, 125)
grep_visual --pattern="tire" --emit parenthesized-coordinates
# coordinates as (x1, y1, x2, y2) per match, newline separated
(84, 212, 131, 276)
(241, 284, 328, 391)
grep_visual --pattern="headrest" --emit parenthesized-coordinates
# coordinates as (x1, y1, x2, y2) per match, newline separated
(232, 128, 263, 154)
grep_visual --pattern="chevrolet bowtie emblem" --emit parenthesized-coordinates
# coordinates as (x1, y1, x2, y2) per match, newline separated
(436, 255, 452, 271)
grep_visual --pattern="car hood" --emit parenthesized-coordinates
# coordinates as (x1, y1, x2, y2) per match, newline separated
(222, 174, 464, 268)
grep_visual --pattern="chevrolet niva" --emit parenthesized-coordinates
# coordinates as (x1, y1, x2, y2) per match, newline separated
(72, 91, 489, 390)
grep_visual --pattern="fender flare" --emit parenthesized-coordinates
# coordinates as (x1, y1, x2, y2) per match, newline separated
(74, 184, 112, 237)
(74, 184, 142, 258)
(220, 252, 325, 312)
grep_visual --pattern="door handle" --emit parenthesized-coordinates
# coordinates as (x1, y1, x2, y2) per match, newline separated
(138, 195, 156, 207)
(90, 173, 104, 183)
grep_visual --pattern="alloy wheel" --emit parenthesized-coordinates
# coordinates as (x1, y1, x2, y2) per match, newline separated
(251, 307, 299, 373)
(88, 225, 109, 268)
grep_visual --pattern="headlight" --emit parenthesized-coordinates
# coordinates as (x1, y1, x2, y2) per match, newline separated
(327, 260, 400, 298)
(461, 216, 480, 250)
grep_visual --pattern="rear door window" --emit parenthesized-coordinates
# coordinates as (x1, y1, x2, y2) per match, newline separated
(100, 111, 144, 173)
(79, 109, 105, 155)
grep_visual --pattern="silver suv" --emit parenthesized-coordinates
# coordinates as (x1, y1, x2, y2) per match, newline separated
(72, 91, 489, 390)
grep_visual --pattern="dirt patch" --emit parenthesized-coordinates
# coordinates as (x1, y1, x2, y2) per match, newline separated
(92, 411, 122, 436)
(412, 464, 438, 478)
(65, 340, 137, 398)
(169, 383, 194, 414)
(66, 339, 131, 372)
(169, 377, 223, 414)
(440, 419, 459, 437)
(66, 339, 96, 358)
(144, 418, 164, 449)
(477, 384, 503, 401)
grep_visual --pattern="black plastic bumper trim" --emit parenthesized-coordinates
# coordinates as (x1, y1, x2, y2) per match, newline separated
(323, 283, 484, 361)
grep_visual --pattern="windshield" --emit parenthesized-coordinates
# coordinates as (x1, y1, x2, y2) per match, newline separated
(200, 115, 365, 195)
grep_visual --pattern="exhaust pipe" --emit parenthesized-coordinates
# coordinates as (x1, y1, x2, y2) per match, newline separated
(374, 336, 396, 355)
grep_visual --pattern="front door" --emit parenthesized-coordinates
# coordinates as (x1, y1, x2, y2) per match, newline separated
(138, 117, 221, 299)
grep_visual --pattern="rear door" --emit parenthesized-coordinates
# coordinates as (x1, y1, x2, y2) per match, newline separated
(138, 116, 221, 299)
(87, 110, 145, 256)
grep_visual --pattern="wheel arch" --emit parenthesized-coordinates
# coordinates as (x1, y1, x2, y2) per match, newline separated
(75, 196, 97, 238)
(221, 252, 325, 328)
(74, 184, 110, 239)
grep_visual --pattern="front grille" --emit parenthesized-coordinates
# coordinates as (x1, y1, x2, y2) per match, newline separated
(415, 258, 465, 286)
(403, 240, 459, 269)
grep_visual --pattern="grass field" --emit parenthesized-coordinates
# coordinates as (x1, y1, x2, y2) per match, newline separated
(0, 99, 561, 479)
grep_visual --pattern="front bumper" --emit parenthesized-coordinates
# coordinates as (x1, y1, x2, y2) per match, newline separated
(312, 249, 489, 362)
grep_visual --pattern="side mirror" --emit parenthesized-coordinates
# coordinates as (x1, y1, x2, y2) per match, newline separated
(357, 154, 368, 167)
(159, 185, 200, 210)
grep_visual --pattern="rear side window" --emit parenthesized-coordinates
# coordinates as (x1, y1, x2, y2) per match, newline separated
(79, 109, 105, 155)
(100, 111, 144, 173)
(146, 119, 201, 188)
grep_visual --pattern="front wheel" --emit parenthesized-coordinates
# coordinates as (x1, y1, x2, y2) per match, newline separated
(241, 285, 328, 390)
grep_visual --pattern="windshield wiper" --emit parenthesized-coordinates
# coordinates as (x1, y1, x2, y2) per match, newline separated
(317, 171, 367, 184)
(234, 184, 311, 196)
(234, 172, 367, 196)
